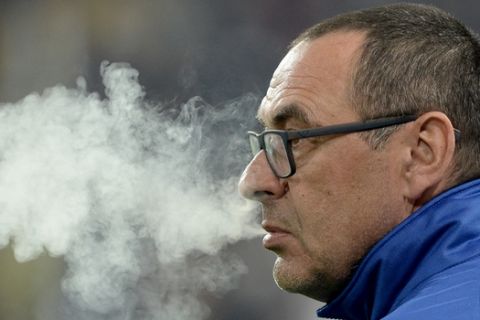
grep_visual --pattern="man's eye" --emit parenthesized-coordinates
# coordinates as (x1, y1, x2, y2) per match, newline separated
(290, 139, 303, 150)
(290, 139, 300, 146)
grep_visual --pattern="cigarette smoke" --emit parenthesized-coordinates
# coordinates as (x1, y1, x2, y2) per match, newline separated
(0, 62, 261, 320)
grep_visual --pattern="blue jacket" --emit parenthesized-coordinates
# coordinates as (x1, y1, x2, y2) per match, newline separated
(317, 179, 480, 320)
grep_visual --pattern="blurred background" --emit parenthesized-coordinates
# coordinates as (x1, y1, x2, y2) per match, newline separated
(0, 0, 479, 319)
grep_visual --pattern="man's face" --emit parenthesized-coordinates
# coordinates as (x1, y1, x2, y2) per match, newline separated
(238, 31, 411, 301)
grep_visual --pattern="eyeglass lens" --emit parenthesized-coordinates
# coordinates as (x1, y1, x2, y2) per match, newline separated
(249, 135, 261, 155)
(264, 133, 290, 177)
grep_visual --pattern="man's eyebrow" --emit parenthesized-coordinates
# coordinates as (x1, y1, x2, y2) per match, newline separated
(257, 104, 315, 128)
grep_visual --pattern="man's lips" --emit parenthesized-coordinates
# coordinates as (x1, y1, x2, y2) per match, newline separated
(262, 222, 292, 249)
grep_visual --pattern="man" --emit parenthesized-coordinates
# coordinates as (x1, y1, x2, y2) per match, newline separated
(238, 3, 480, 319)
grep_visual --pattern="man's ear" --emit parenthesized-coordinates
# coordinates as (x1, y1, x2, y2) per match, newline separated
(402, 111, 456, 207)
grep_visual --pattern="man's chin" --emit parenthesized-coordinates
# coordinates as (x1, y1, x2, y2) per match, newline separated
(272, 257, 315, 293)
(272, 257, 347, 302)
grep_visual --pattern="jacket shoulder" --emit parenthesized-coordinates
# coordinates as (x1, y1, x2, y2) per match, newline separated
(384, 258, 480, 320)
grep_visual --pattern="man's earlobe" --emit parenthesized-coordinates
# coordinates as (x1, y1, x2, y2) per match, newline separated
(404, 112, 456, 206)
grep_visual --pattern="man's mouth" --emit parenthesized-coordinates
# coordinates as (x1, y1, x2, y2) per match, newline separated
(262, 222, 292, 249)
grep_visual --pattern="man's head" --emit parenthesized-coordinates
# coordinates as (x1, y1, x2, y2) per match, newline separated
(239, 4, 480, 302)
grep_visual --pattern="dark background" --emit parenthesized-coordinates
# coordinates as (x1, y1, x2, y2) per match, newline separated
(0, 1, 479, 319)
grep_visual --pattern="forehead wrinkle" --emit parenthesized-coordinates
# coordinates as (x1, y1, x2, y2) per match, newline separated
(268, 73, 328, 101)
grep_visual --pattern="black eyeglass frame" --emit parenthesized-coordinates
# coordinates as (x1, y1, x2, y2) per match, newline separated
(248, 115, 420, 178)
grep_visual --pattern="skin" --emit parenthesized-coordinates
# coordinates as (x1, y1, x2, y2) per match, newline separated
(238, 31, 457, 302)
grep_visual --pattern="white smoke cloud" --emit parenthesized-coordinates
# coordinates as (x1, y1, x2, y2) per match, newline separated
(0, 62, 261, 320)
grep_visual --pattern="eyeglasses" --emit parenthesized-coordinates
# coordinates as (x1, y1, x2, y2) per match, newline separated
(247, 115, 417, 178)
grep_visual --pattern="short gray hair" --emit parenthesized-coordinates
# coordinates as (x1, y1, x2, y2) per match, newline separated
(292, 3, 480, 184)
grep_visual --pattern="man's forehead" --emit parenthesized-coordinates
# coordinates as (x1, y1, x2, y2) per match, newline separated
(273, 31, 365, 78)
(271, 43, 308, 82)
(257, 31, 366, 128)
(256, 43, 324, 128)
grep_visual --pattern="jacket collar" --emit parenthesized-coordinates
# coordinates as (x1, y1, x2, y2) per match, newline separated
(318, 179, 480, 320)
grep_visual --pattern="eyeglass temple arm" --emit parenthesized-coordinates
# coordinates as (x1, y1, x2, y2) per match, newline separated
(287, 115, 418, 140)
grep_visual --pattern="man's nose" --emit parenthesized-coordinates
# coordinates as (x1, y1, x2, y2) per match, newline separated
(238, 150, 287, 202)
